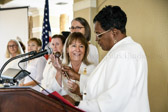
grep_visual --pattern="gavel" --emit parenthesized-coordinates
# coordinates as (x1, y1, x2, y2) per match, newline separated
(53, 52, 61, 58)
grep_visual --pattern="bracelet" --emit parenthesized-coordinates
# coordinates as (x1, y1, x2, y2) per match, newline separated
(74, 101, 80, 106)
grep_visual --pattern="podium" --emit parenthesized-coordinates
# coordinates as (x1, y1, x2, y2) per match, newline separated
(0, 87, 81, 112)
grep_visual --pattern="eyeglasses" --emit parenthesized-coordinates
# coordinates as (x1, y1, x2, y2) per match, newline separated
(96, 29, 111, 38)
(8, 45, 17, 48)
(69, 26, 84, 30)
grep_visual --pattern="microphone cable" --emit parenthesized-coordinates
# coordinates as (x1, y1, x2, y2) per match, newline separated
(28, 75, 68, 112)
(18, 62, 68, 112)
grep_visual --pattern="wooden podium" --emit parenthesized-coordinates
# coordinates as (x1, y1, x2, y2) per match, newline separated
(0, 87, 81, 112)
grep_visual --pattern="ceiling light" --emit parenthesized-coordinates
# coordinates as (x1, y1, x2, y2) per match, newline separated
(56, 2, 67, 5)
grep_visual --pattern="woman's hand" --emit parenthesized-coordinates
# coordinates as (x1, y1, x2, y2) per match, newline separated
(19, 83, 24, 86)
(62, 66, 80, 81)
(19, 81, 37, 87)
(50, 54, 62, 71)
(67, 80, 81, 97)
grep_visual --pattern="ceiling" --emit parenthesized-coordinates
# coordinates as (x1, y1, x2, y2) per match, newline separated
(0, 0, 73, 10)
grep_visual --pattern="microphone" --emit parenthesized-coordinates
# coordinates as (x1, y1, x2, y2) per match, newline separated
(20, 47, 52, 63)
(20, 51, 37, 56)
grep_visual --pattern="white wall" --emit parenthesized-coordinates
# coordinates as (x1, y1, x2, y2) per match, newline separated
(0, 7, 28, 68)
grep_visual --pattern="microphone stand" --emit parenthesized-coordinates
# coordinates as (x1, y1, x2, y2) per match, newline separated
(0, 51, 35, 87)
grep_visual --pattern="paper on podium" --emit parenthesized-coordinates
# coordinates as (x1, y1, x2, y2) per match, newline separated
(48, 91, 85, 112)
(2, 68, 30, 81)
(2, 68, 21, 79)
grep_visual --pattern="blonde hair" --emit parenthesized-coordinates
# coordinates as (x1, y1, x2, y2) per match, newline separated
(6, 39, 22, 58)
(62, 32, 90, 65)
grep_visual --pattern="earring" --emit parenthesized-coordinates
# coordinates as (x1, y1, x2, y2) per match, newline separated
(114, 39, 117, 44)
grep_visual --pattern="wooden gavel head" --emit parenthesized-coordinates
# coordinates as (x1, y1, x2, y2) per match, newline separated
(54, 52, 61, 58)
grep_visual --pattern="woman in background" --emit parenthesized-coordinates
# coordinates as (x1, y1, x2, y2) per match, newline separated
(70, 17, 99, 66)
(41, 34, 66, 93)
(20, 38, 46, 91)
(3, 39, 26, 72)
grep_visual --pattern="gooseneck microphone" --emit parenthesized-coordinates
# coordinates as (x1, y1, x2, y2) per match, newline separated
(0, 51, 36, 78)
(20, 47, 52, 63)
(0, 51, 36, 86)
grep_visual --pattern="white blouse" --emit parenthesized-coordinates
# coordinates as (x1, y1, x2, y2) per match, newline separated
(87, 44, 99, 66)
(41, 59, 66, 94)
(42, 61, 96, 101)
(78, 37, 150, 112)
(24, 56, 46, 91)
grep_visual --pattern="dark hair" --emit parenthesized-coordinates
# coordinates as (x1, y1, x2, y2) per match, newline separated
(61, 31, 70, 39)
(93, 5, 127, 34)
(72, 17, 91, 41)
(63, 32, 90, 65)
(52, 34, 66, 45)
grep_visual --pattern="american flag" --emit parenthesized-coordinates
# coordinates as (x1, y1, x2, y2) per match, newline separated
(41, 0, 51, 50)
